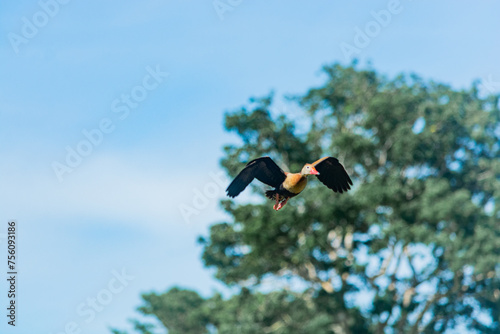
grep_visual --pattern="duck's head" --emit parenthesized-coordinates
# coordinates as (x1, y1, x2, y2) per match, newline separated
(301, 164, 320, 175)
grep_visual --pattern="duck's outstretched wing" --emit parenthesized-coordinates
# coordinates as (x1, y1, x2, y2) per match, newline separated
(226, 157, 287, 198)
(312, 157, 353, 193)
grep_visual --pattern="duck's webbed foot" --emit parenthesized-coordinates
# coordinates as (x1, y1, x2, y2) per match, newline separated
(274, 197, 289, 211)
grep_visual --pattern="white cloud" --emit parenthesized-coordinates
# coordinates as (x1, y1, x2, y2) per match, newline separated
(0, 152, 227, 230)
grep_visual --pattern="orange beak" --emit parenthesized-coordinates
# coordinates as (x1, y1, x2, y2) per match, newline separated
(310, 167, 320, 175)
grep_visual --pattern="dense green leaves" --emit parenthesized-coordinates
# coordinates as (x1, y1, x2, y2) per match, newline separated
(113, 64, 500, 333)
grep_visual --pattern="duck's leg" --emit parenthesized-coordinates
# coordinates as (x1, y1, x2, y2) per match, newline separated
(273, 194, 281, 211)
(276, 197, 289, 211)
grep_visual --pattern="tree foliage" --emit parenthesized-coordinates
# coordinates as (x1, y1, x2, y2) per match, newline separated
(113, 64, 500, 333)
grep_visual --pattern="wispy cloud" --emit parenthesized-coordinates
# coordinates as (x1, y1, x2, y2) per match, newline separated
(1, 153, 227, 230)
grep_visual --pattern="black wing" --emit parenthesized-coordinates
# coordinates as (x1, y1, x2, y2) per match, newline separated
(226, 157, 287, 198)
(312, 157, 353, 193)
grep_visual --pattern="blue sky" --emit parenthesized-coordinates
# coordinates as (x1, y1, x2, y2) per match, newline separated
(1, 1, 499, 333)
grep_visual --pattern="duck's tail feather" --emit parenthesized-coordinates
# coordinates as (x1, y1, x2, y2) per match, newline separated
(265, 190, 279, 200)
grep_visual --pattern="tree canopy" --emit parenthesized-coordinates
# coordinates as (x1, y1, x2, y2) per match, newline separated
(113, 63, 500, 333)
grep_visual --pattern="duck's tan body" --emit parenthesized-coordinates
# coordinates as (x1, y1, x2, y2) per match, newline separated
(283, 173, 308, 195)
(265, 173, 308, 210)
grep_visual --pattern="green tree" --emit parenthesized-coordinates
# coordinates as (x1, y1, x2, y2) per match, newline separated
(113, 64, 500, 333)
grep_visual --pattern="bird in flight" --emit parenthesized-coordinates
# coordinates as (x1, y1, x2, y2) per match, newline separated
(226, 156, 352, 211)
